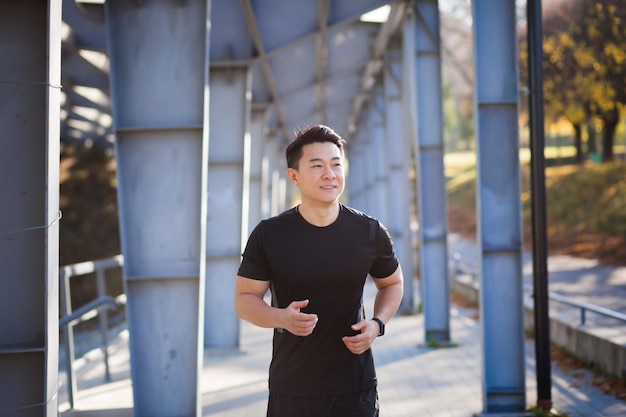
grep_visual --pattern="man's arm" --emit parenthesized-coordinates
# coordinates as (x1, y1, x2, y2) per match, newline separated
(342, 265, 404, 354)
(234, 275, 318, 336)
(372, 264, 404, 324)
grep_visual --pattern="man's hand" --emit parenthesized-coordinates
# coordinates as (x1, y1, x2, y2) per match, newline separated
(341, 319, 379, 355)
(282, 299, 318, 336)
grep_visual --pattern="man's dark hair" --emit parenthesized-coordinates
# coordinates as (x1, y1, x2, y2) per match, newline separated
(286, 124, 346, 169)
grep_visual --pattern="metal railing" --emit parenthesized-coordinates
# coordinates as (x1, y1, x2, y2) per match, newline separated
(451, 255, 626, 326)
(530, 285, 626, 326)
(59, 255, 125, 409)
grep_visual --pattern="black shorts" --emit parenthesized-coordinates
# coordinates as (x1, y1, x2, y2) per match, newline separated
(267, 385, 379, 417)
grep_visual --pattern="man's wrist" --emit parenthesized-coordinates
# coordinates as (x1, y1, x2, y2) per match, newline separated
(372, 317, 385, 337)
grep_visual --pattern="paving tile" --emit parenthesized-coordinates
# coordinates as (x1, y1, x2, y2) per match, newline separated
(59, 270, 625, 417)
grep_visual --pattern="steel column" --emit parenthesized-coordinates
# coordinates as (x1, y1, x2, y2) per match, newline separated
(0, 2, 61, 416)
(402, 12, 421, 304)
(361, 125, 376, 215)
(264, 132, 280, 217)
(347, 144, 366, 212)
(260, 141, 271, 220)
(278, 133, 290, 211)
(472, 0, 527, 414)
(353, 146, 367, 211)
(371, 86, 390, 226)
(410, 0, 450, 343)
(205, 67, 251, 348)
(270, 132, 288, 211)
(248, 106, 268, 231)
(104, 1, 209, 415)
(384, 44, 415, 314)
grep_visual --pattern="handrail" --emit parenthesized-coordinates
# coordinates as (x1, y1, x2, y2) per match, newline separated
(60, 254, 123, 278)
(59, 255, 124, 410)
(59, 295, 125, 328)
(451, 255, 626, 326)
(540, 288, 626, 325)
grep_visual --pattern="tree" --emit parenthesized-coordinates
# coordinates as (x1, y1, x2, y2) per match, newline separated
(60, 141, 121, 265)
(577, 1, 626, 161)
(440, 0, 475, 150)
(541, 0, 626, 162)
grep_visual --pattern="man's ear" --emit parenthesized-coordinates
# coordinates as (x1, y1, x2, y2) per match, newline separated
(287, 167, 299, 186)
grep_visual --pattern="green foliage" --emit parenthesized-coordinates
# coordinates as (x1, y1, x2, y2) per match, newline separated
(425, 337, 459, 349)
(446, 164, 476, 209)
(546, 162, 626, 236)
(447, 151, 626, 245)
(527, 405, 570, 417)
(60, 142, 123, 308)
(60, 142, 121, 266)
(520, 0, 626, 161)
(442, 74, 474, 152)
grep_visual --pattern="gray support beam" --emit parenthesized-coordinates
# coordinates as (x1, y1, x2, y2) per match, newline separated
(472, 0, 526, 414)
(370, 87, 390, 226)
(0, 1, 62, 416)
(272, 131, 288, 214)
(345, 132, 357, 208)
(278, 171, 289, 212)
(104, 1, 209, 415)
(409, 0, 450, 343)
(273, 133, 288, 213)
(263, 131, 279, 217)
(248, 106, 268, 231)
(262, 131, 283, 216)
(352, 146, 367, 211)
(384, 45, 415, 314)
(205, 67, 251, 348)
(402, 4, 421, 311)
(359, 127, 376, 214)
(346, 144, 366, 211)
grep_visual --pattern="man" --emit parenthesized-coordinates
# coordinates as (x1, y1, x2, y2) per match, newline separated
(234, 124, 404, 417)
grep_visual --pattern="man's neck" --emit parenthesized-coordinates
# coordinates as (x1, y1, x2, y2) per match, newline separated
(297, 201, 340, 227)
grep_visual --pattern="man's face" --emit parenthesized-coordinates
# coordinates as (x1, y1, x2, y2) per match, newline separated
(288, 142, 345, 206)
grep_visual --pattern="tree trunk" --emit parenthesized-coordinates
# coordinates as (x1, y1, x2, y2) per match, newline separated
(586, 120, 597, 154)
(601, 108, 618, 162)
(572, 123, 583, 163)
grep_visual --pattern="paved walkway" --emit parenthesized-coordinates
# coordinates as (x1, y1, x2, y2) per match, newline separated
(58, 234, 626, 416)
(58, 301, 626, 416)
(448, 234, 626, 319)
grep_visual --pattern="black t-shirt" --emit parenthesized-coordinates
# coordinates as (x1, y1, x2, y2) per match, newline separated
(237, 204, 399, 396)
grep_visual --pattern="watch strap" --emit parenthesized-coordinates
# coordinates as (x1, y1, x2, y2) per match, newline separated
(372, 317, 385, 336)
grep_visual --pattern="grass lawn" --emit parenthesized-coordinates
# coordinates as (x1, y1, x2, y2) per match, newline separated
(444, 148, 626, 266)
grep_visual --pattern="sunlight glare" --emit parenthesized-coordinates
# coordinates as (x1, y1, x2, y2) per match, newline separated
(360, 5, 390, 23)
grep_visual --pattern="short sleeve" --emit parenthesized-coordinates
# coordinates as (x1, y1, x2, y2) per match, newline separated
(369, 221, 399, 279)
(237, 221, 271, 281)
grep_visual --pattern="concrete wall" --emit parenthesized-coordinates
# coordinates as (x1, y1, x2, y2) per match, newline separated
(451, 273, 626, 380)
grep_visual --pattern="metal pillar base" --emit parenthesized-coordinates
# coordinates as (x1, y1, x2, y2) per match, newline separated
(477, 413, 533, 417)
(424, 329, 452, 346)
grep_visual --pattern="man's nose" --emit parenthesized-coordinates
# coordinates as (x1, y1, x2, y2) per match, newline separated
(322, 166, 336, 178)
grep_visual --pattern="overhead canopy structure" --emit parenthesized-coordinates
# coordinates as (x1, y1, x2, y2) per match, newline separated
(61, 0, 405, 146)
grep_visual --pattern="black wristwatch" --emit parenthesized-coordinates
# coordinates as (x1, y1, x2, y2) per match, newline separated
(372, 317, 385, 337)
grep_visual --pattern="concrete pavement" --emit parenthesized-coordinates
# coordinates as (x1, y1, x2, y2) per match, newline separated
(58, 279, 626, 416)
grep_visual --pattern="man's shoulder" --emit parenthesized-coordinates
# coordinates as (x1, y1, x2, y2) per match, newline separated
(259, 206, 299, 227)
(341, 204, 379, 226)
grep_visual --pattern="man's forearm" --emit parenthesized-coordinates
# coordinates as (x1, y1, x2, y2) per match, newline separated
(235, 293, 284, 329)
(372, 281, 404, 323)
(235, 294, 319, 336)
